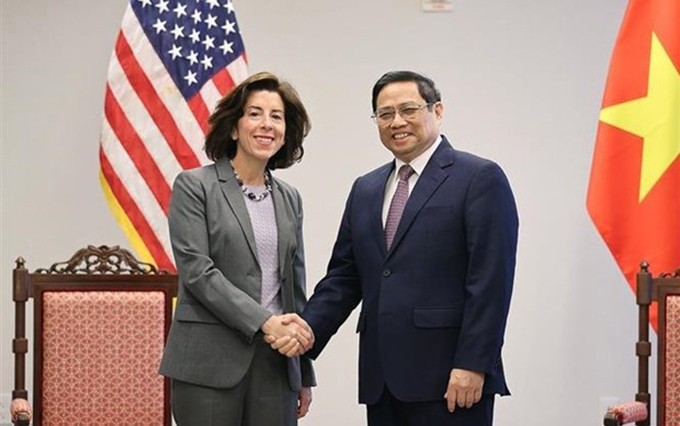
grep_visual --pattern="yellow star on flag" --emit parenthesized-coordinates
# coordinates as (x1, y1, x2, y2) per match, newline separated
(599, 32, 680, 202)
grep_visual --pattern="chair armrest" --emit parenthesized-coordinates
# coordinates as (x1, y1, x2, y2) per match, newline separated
(10, 398, 32, 426)
(603, 401, 648, 425)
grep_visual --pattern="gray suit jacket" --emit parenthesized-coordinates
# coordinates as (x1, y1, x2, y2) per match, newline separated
(159, 156, 315, 390)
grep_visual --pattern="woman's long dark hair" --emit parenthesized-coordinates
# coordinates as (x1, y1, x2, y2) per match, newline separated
(204, 71, 310, 169)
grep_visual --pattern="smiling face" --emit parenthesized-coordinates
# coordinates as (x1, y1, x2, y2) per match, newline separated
(375, 81, 443, 163)
(231, 90, 286, 167)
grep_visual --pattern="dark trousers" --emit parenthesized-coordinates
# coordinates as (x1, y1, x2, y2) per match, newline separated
(171, 337, 297, 426)
(367, 386, 495, 426)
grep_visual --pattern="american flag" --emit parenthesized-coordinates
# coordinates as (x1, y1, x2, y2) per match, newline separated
(99, 0, 248, 271)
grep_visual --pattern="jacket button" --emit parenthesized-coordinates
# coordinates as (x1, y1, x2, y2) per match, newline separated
(382, 269, 391, 277)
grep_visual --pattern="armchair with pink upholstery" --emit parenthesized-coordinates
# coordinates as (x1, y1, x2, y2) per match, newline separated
(11, 245, 177, 426)
(603, 262, 680, 426)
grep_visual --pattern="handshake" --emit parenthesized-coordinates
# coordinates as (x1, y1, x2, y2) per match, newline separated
(261, 313, 315, 357)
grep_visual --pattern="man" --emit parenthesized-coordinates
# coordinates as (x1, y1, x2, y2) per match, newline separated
(271, 70, 518, 425)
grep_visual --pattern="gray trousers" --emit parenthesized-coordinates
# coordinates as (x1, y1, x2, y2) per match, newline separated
(171, 336, 297, 426)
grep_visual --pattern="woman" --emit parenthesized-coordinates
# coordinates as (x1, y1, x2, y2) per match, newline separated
(160, 72, 315, 426)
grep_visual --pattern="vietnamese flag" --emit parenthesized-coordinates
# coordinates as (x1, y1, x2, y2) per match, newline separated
(586, 0, 680, 330)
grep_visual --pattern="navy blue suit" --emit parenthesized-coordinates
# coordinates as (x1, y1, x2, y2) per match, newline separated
(303, 137, 518, 416)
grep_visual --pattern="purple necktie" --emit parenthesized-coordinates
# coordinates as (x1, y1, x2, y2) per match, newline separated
(385, 165, 415, 249)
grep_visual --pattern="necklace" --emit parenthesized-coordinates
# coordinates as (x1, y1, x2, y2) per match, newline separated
(230, 161, 272, 202)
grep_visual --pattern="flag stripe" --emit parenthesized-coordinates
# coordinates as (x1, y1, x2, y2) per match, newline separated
(199, 79, 223, 121)
(188, 95, 212, 137)
(106, 55, 184, 187)
(105, 85, 172, 213)
(227, 56, 249, 85)
(118, 9, 208, 165)
(115, 32, 201, 170)
(100, 149, 175, 271)
(99, 171, 156, 265)
(213, 67, 236, 94)
(100, 119, 174, 262)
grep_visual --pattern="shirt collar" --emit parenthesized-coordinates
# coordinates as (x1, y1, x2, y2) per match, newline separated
(394, 135, 442, 177)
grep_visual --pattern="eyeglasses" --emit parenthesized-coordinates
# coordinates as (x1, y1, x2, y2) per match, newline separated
(371, 103, 434, 125)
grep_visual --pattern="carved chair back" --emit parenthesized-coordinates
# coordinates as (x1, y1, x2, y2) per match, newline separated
(12, 245, 177, 426)
(634, 263, 680, 426)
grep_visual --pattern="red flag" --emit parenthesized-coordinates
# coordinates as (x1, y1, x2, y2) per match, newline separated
(99, 0, 248, 271)
(587, 0, 680, 329)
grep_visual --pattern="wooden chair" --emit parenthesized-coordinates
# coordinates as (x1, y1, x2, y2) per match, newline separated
(11, 245, 177, 426)
(604, 262, 680, 426)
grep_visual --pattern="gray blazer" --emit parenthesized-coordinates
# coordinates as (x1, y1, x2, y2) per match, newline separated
(159, 156, 315, 390)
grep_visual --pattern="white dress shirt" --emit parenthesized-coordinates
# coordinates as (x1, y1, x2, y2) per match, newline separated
(382, 136, 442, 226)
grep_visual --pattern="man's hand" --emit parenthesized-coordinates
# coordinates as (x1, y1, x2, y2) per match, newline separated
(297, 387, 312, 418)
(279, 313, 314, 350)
(261, 313, 314, 357)
(444, 368, 485, 412)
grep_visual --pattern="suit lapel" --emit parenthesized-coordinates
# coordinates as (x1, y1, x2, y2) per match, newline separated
(369, 164, 393, 256)
(271, 180, 290, 279)
(387, 139, 456, 256)
(215, 157, 260, 266)
(271, 178, 296, 311)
